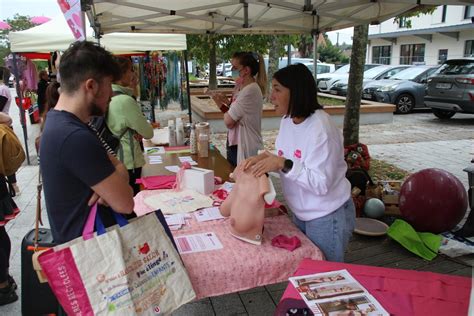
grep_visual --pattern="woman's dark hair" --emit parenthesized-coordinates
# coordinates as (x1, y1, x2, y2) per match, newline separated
(59, 41, 120, 93)
(233, 51, 267, 96)
(273, 63, 322, 118)
(114, 56, 132, 82)
(40, 81, 60, 131)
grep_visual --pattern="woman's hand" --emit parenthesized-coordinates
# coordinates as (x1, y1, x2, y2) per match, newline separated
(210, 92, 229, 109)
(251, 154, 286, 177)
(242, 151, 270, 171)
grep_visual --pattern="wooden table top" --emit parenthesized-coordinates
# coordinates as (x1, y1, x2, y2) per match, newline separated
(141, 146, 233, 182)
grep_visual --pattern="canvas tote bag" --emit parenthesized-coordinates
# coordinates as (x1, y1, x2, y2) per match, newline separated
(38, 204, 196, 315)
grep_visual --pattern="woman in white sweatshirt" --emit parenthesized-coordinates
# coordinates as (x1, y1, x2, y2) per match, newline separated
(243, 64, 355, 262)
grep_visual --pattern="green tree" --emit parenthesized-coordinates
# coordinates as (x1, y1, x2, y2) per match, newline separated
(318, 40, 349, 64)
(343, 24, 368, 146)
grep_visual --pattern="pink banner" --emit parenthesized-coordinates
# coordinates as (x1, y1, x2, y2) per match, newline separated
(57, 0, 85, 41)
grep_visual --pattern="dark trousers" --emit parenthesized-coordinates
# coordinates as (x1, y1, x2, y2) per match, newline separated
(128, 167, 142, 196)
(226, 141, 238, 168)
(0, 226, 11, 283)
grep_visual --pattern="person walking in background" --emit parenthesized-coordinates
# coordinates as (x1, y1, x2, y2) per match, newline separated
(210, 52, 267, 166)
(36, 70, 49, 115)
(0, 67, 20, 196)
(106, 57, 153, 196)
(243, 64, 355, 262)
(40, 41, 134, 244)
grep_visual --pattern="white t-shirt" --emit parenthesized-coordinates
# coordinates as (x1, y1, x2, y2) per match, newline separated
(228, 82, 263, 163)
(0, 83, 11, 114)
(276, 110, 351, 221)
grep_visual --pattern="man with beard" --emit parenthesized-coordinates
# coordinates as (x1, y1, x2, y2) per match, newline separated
(40, 41, 134, 244)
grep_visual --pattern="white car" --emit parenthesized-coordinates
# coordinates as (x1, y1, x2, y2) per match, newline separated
(317, 64, 381, 93)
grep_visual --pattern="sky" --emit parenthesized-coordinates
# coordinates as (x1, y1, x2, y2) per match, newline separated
(0, 0, 353, 44)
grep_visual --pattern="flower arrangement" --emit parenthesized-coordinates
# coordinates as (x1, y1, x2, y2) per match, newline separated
(344, 143, 371, 171)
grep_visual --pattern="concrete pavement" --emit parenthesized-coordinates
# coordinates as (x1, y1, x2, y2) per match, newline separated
(1, 94, 473, 315)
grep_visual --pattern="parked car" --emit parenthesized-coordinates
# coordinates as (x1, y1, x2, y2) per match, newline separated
(317, 63, 381, 93)
(425, 58, 474, 119)
(362, 65, 439, 114)
(303, 62, 336, 74)
(328, 65, 410, 96)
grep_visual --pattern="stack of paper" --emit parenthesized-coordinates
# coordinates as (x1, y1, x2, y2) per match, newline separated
(148, 156, 163, 165)
(164, 213, 190, 230)
(194, 207, 225, 222)
(289, 269, 389, 315)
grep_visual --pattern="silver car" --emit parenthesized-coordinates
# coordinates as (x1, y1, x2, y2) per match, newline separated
(363, 65, 439, 114)
(317, 64, 380, 93)
(425, 58, 474, 119)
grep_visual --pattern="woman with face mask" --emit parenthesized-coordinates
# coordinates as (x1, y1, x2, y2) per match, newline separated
(210, 52, 267, 167)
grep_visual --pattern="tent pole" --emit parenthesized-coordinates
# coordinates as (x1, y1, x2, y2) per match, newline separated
(184, 50, 192, 124)
(313, 32, 318, 82)
(12, 53, 31, 165)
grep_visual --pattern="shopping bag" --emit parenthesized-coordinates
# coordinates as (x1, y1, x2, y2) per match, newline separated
(38, 204, 196, 315)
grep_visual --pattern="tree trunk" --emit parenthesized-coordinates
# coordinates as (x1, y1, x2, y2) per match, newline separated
(343, 24, 368, 147)
(266, 36, 281, 97)
(208, 34, 218, 90)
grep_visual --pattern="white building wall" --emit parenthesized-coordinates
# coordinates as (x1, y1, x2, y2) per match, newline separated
(369, 5, 471, 35)
(368, 30, 473, 65)
(367, 5, 473, 65)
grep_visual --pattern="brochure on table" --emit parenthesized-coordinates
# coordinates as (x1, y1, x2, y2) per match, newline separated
(289, 269, 389, 316)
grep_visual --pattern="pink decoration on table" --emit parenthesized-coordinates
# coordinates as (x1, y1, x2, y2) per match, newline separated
(136, 175, 176, 190)
(134, 190, 324, 299)
(271, 235, 302, 251)
(278, 259, 471, 316)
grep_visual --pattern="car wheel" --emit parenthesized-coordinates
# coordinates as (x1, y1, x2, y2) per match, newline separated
(394, 94, 415, 114)
(432, 108, 456, 119)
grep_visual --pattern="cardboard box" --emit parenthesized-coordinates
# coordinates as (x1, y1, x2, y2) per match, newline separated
(182, 167, 215, 195)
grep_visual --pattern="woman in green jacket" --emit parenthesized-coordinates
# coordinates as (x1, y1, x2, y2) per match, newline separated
(107, 57, 153, 195)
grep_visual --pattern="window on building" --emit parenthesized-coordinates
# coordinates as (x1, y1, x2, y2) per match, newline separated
(438, 49, 448, 64)
(465, 40, 474, 57)
(398, 17, 408, 28)
(400, 44, 425, 65)
(372, 46, 392, 65)
(441, 5, 447, 23)
(464, 6, 474, 19)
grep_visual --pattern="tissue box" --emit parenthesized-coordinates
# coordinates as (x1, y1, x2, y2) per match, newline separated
(182, 167, 215, 195)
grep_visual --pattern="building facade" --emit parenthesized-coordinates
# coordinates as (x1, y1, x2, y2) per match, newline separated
(367, 5, 474, 66)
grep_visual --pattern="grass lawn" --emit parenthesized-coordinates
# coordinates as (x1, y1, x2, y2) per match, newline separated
(318, 96, 346, 106)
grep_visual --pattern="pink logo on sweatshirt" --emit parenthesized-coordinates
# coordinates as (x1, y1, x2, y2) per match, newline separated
(277, 150, 284, 157)
(294, 149, 302, 159)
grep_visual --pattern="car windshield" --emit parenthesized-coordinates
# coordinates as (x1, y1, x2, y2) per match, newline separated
(391, 67, 430, 80)
(334, 64, 350, 73)
(437, 60, 474, 75)
(363, 66, 391, 79)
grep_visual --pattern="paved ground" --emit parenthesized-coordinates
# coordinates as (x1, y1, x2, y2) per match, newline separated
(1, 97, 473, 315)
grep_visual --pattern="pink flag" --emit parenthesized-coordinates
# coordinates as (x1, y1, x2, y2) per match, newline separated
(57, 0, 85, 41)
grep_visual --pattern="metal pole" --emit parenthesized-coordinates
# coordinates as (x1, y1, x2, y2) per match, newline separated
(11, 53, 30, 165)
(184, 50, 192, 123)
(313, 32, 318, 83)
(287, 44, 291, 66)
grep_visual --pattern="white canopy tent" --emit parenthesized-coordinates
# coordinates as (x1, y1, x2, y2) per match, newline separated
(9, 14, 187, 53)
(85, 0, 473, 35)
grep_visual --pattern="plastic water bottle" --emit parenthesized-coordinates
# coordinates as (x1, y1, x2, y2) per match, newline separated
(168, 119, 176, 146)
(190, 124, 197, 154)
(175, 117, 184, 146)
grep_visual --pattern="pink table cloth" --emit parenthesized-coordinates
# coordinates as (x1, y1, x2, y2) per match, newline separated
(134, 190, 324, 299)
(278, 259, 472, 316)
